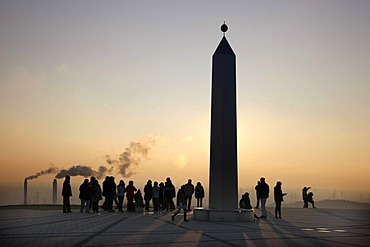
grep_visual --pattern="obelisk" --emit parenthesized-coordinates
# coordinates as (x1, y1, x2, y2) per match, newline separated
(209, 23, 238, 210)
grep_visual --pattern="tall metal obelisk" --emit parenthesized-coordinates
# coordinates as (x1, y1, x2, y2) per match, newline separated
(209, 23, 238, 210)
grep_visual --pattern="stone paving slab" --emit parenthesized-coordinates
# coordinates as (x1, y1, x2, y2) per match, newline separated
(0, 207, 369, 246)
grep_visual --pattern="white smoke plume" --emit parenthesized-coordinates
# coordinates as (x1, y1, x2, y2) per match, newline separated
(106, 137, 155, 177)
(25, 165, 59, 180)
(55, 165, 112, 180)
(26, 137, 155, 181)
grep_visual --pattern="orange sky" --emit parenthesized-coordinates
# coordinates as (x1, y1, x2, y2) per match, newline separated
(1, 1, 370, 202)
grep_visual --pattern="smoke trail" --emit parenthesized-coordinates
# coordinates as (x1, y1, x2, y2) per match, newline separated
(25, 165, 59, 180)
(55, 165, 111, 180)
(106, 137, 155, 177)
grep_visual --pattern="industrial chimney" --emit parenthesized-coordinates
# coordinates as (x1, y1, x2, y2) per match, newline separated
(52, 179, 57, 204)
(24, 179, 28, 205)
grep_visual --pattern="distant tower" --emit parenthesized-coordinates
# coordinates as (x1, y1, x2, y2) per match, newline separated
(24, 179, 28, 205)
(52, 179, 57, 204)
(209, 23, 238, 210)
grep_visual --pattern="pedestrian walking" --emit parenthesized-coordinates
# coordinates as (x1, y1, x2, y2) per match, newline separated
(171, 185, 189, 222)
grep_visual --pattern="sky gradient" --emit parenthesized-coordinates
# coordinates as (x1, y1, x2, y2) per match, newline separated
(1, 1, 370, 204)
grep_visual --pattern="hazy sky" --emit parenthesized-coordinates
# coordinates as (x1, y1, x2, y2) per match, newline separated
(1, 1, 370, 197)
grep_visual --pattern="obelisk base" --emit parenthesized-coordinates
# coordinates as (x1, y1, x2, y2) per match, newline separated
(193, 208, 254, 222)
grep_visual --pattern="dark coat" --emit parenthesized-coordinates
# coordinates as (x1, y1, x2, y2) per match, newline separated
(195, 185, 205, 199)
(176, 189, 187, 206)
(184, 183, 194, 197)
(126, 184, 137, 198)
(144, 183, 153, 200)
(164, 182, 176, 198)
(62, 180, 72, 197)
(103, 179, 116, 197)
(255, 183, 261, 197)
(239, 194, 252, 209)
(274, 186, 285, 203)
(79, 182, 91, 200)
(159, 184, 165, 200)
(91, 181, 102, 202)
(102, 180, 108, 197)
(259, 182, 269, 198)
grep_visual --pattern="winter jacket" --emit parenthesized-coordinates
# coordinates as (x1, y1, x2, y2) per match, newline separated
(126, 184, 137, 198)
(195, 185, 205, 199)
(176, 189, 187, 206)
(117, 184, 125, 197)
(79, 182, 91, 200)
(91, 181, 102, 202)
(274, 186, 284, 203)
(184, 183, 194, 197)
(62, 180, 72, 197)
(144, 184, 153, 200)
(152, 185, 159, 199)
(259, 182, 269, 198)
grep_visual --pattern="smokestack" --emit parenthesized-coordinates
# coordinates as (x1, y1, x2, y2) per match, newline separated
(24, 179, 28, 205)
(52, 179, 57, 204)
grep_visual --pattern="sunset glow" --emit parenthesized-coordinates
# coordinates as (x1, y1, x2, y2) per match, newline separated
(1, 1, 369, 205)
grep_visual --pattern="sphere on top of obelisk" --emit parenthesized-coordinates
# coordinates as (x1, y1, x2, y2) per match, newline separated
(220, 22, 228, 35)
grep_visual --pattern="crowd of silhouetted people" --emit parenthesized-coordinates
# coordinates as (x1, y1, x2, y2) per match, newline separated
(62, 175, 315, 221)
(62, 175, 205, 221)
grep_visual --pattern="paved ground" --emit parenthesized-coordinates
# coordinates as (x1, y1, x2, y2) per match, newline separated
(0, 207, 369, 247)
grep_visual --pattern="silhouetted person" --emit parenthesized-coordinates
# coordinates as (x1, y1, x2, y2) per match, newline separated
(102, 176, 109, 211)
(79, 178, 91, 213)
(117, 180, 125, 212)
(171, 185, 188, 222)
(274, 181, 287, 218)
(104, 176, 116, 212)
(111, 176, 119, 210)
(195, 182, 205, 207)
(62, 175, 72, 213)
(144, 180, 153, 211)
(254, 181, 261, 209)
(302, 186, 311, 208)
(239, 192, 252, 209)
(184, 179, 194, 211)
(307, 192, 316, 208)
(164, 177, 176, 211)
(259, 177, 269, 219)
(159, 182, 165, 211)
(135, 190, 144, 209)
(88, 177, 93, 211)
(239, 192, 259, 220)
(152, 181, 160, 212)
(126, 180, 137, 212)
(90, 177, 102, 213)
(163, 181, 170, 211)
